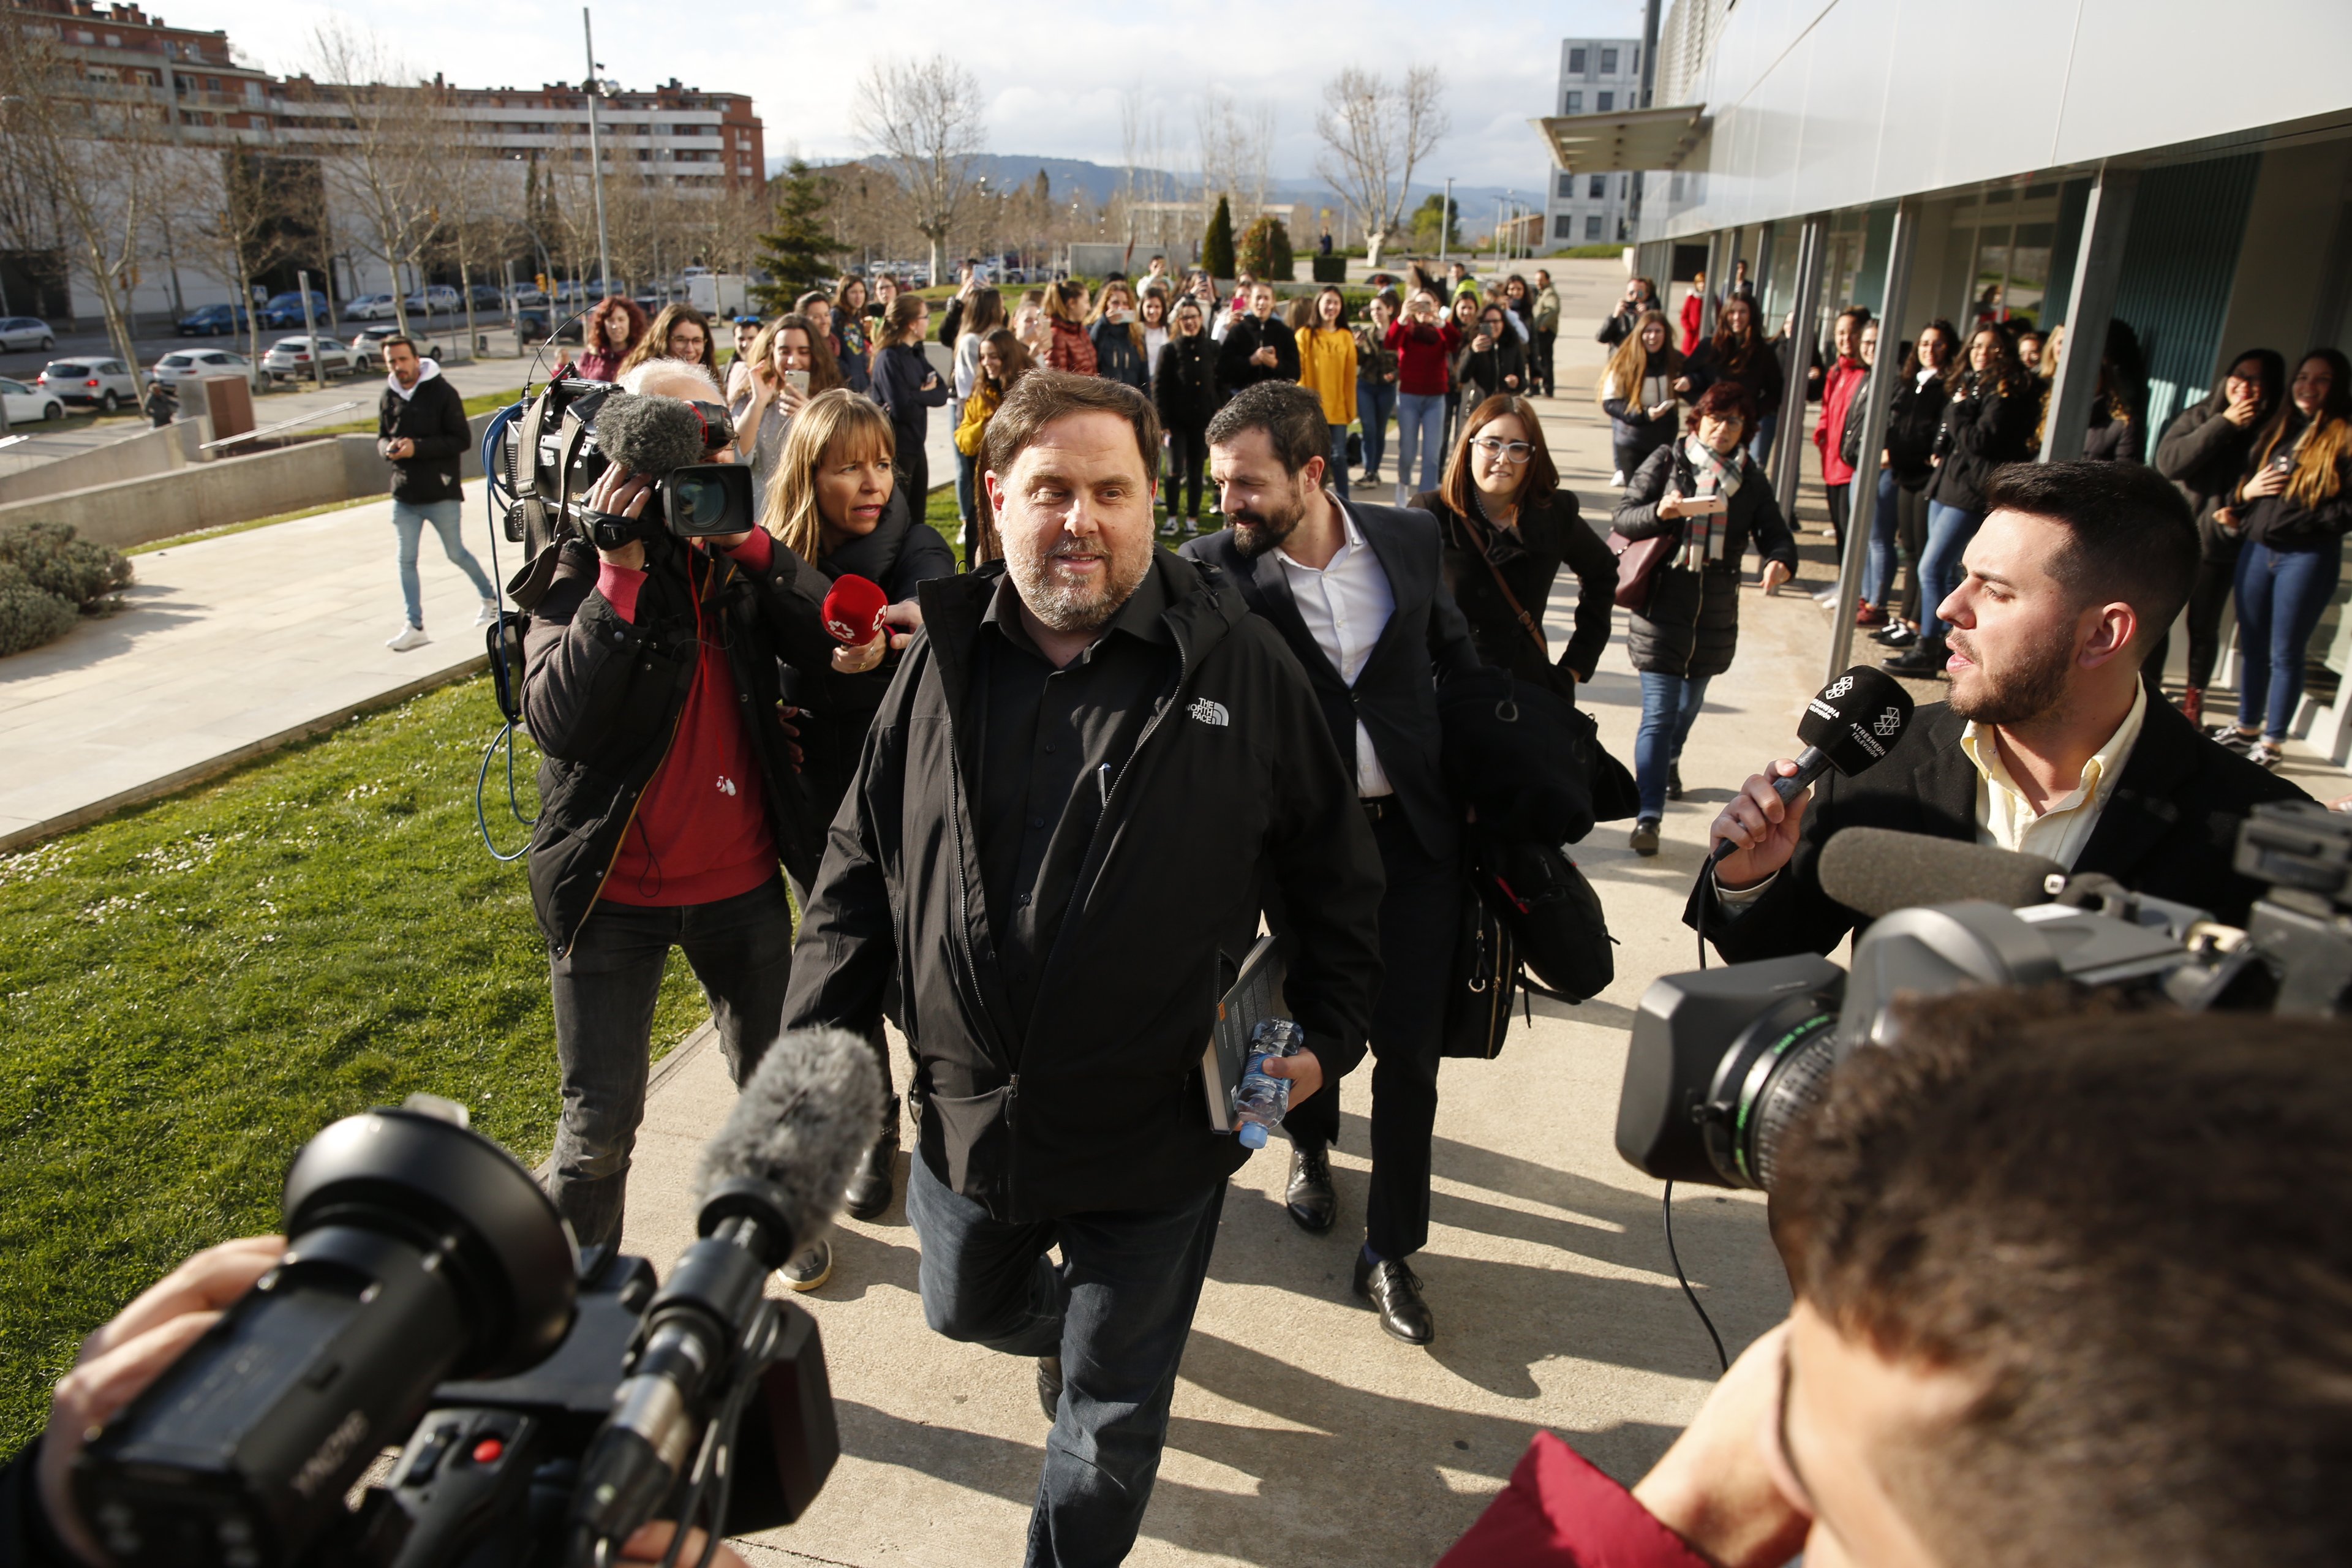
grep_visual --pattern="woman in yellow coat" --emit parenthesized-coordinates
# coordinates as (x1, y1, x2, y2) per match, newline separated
(1295, 285, 1360, 497)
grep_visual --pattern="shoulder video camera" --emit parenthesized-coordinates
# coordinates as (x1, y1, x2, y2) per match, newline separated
(501, 377, 755, 557)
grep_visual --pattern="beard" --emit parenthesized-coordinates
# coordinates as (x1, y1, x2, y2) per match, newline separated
(1227, 483, 1311, 560)
(1946, 620, 2075, 726)
(1005, 530, 1151, 635)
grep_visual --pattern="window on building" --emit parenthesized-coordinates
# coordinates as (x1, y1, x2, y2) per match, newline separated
(1600, 47, 1618, 72)
(1569, 47, 1587, 73)
(1564, 90, 1582, 114)
(1586, 215, 1604, 242)
(1597, 91, 1614, 111)
(1555, 214, 1576, 239)
(1557, 172, 1574, 200)
(1630, 45, 1640, 74)
(1589, 175, 1605, 199)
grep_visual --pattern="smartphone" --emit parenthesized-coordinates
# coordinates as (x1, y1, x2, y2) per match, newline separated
(2270, 452, 2295, 474)
(785, 369, 810, 394)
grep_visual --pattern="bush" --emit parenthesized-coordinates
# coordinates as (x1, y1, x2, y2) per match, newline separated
(1238, 215, 1295, 282)
(0, 521, 131, 657)
(1202, 197, 1236, 282)
(1311, 255, 1348, 284)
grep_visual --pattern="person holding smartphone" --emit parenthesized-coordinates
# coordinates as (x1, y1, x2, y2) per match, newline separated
(1611, 380, 1797, 855)
(731, 312, 845, 527)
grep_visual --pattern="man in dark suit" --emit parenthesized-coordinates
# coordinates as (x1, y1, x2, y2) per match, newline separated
(1183, 382, 1481, 1345)
(1692, 462, 2312, 958)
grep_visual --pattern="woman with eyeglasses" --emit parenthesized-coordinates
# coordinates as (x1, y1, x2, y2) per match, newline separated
(1612, 380, 1798, 856)
(1453, 303, 1526, 416)
(617, 302, 719, 381)
(1417, 396, 1615, 702)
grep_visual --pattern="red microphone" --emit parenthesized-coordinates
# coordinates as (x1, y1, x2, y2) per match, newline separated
(821, 573, 889, 646)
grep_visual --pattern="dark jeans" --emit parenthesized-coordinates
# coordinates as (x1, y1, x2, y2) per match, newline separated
(547, 876, 796, 1251)
(955, 450, 979, 554)
(1893, 483, 1929, 625)
(907, 1155, 1226, 1568)
(1357, 380, 1395, 478)
(1165, 425, 1206, 519)
(1534, 328, 1558, 397)
(1281, 807, 1458, 1260)
(1823, 480, 1850, 552)
(1613, 432, 1667, 482)
(1920, 501, 1982, 642)
(1635, 671, 1711, 820)
(2234, 538, 2343, 738)
(2183, 547, 2240, 692)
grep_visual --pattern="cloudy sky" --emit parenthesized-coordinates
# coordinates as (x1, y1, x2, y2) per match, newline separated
(169, 0, 1644, 190)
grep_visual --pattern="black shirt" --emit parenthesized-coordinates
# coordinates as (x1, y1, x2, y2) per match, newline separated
(973, 568, 1177, 1029)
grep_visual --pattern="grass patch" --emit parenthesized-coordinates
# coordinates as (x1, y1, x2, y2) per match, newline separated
(0, 674, 709, 1450)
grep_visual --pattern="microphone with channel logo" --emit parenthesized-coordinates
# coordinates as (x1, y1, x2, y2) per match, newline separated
(1707, 666, 1916, 865)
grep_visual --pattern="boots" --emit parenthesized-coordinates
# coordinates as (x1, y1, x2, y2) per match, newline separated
(843, 1120, 899, 1221)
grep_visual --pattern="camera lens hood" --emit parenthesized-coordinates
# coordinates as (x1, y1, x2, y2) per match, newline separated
(282, 1109, 578, 1378)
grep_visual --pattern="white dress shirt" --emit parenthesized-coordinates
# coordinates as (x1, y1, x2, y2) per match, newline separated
(1960, 682, 2146, 866)
(1276, 503, 1397, 797)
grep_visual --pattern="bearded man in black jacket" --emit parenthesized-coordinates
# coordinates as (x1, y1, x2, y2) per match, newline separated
(780, 370, 1383, 1567)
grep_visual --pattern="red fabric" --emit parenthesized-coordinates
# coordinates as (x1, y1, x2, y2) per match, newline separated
(1679, 293, 1704, 356)
(1048, 317, 1098, 375)
(1814, 357, 1869, 486)
(1435, 1432, 1712, 1568)
(598, 537, 778, 908)
(573, 349, 626, 383)
(1387, 318, 1463, 397)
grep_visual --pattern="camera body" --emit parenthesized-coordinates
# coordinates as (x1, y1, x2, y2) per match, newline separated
(501, 377, 754, 557)
(1616, 802, 2352, 1193)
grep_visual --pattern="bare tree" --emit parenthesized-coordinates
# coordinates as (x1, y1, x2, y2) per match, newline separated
(853, 54, 987, 282)
(171, 147, 288, 377)
(307, 21, 443, 336)
(1195, 91, 1276, 217)
(1313, 66, 1450, 248)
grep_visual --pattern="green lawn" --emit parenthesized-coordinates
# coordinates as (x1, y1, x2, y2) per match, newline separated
(0, 675, 707, 1450)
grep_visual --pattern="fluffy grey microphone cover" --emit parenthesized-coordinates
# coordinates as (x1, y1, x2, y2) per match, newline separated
(693, 1027, 885, 1242)
(592, 393, 711, 478)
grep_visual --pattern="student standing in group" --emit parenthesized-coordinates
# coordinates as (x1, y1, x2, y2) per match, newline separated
(2211, 349, 2352, 769)
(1683, 296, 1784, 469)
(1613, 381, 1798, 855)
(1529, 268, 1561, 398)
(1154, 297, 1220, 537)
(1678, 270, 1706, 354)
(2154, 348, 2283, 723)
(1185, 271, 1222, 342)
(1417, 394, 1615, 699)
(619, 303, 720, 383)
(833, 276, 874, 393)
(794, 289, 835, 358)
(1861, 320, 1958, 646)
(1598, 308, 1684, 487)
(870, 293, 950, 508)
(1888, 325, 2040, 676)
(1137, 287, 1172, 382)
(723, 314, 764, 404)
(1042, 279, 1098, 375)
(1012, 287, 1052, 366)
(1503, 275, 1537, 349)
(1387, 289, 1461, 505)
(1453, 302, 1526, 412)
(1087, 278, 1149, 394)
(1218, 280, 1300, 394)
(1812, 307, 1871, 551)
(731, 312, 845, 526)
(869, 272, 899, 326)
(1596, 275, 1657, 349)
(568, 295, 649, 382)
(954, 329, 1035, 564)
(1354, 294, 1400, 492)
(1295, 285, 1360, 499)
(1442, 292, 1485, 449)
(948, 286, 1008, 552)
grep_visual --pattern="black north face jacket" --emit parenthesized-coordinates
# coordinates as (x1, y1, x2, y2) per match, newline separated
(781, 549, 1386, 1222)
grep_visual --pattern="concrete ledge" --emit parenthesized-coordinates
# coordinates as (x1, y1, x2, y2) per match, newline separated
(0, 652, 486, 855)
(0, 421, 208, 505)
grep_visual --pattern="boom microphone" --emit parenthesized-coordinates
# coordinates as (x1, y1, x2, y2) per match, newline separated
(569, 1028, 883, 1555)
(1709, 666, 1917, 865)
(821, 573, 890, 646)
(592, 392, 733, 478)
(1817, 827, 2064, 919)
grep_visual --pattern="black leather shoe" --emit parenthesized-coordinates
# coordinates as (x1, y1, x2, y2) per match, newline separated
(1354, 1253, 1434, 1344)
(1884, 638, 1948, 677)
(1286, 1142, 1336, 1234)
(1666, 764, 1683, 802)
(1036, 1355, 1063, 1422)
(843, 1126, 898, 1221)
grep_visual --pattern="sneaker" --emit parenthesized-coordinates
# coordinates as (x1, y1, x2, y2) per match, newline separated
(1630, 817, 1660, 857)
(1811, 586, 1841, 607)
(386, 623, 431, 652)
(2208, 725, 2258, 756)
(1611, 469, 1625, 487)
(1360, 469, 1381, 486)
(473, 598, 499, 628)
(2247, 741, 2286, 770)
(1872, 622, 1918, 648)
(780, 1239, 832, 1292)
(1158, 517, 1182, 537)
(1855, 600, 1888, 628)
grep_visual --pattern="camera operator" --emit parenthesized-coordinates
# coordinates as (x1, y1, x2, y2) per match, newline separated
(0, 1236, 752, 1567)
(1437, 989, 2352, 1568)
(522, 358, 859, 1267)
(1694, 461, 2311, 957)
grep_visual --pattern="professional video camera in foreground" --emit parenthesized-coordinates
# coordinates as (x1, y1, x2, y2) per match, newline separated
(502, 376, 757, 556)
(66, 1027, 881, 1568)
(1617, 801, 2352, 1191)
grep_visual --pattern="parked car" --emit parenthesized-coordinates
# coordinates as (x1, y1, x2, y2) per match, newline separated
(0, 376, 66, 422)
(0, 315, 55, 352)
(36, 358, 140, 413)
(260, 336, 354, 382)
(259, 290, 333, 329)
(344, 293, 401, 322)
(349, 325, 444, 370)
(511, 286, 549, 309)
(514, 307, 583, 347)
(176, 303, 252, 337)
(466, 283, 508, 313)
(402, 284, 461, 316)
(148, 348, 252, 390)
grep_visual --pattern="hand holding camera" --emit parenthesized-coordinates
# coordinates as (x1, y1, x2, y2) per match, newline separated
(587, 464, 654, 571)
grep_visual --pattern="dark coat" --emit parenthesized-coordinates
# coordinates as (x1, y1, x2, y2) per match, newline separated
(519, 534, 841, 954)
(778, 551, 1384, 1222)
(2157, 396, 2266, 560)
(1924, 371, 2038, 513)
(1613, 442, 1798, 679)
(1218, 312, 1300, 393)
(1686, 698, 2316, 956)
(1684, 337, 1784, 419)
(1843, 366, 1951, 489)
(870, 342, 948, 451)
(2241, 437, 2352, 552)
(1602, 352, 1683, 457)
(1090, 317, 1149, 393)
(2080, 395, 2145, 464)
(1419, 486, 1615, 695)
(1181, 500, 1482, 862)
(377, 368, 470, 505)
(1596, 303, 1646, 347)
(1451, 333, 1526, 407)
(1153, 332, 1219, 431)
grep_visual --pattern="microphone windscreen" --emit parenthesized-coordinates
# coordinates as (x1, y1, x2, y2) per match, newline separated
(821, 573, 889, 646)
(693, 1027, 883, 1247)
(1817, 827, 2062, 919)
(1796, 666, 1916, 779)
(592, 393, 712, 478)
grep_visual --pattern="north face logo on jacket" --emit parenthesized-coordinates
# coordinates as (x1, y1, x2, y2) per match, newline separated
(1188, 698, 1229, 727)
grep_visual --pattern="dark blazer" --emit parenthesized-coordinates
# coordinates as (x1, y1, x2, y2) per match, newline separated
(1182, 499, 1482, 861)
(1684, 698, 2315, 957)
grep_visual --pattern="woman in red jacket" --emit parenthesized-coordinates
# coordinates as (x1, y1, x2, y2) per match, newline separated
(1384, 288, 1463, 503)
(1812, 307, 1870, 549)
(1678, 269, 1706, 355)
(1042, 279, 1097, 375)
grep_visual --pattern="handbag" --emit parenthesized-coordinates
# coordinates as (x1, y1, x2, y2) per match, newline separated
(1608, 528, 1674, 612)
(1440, 870, 1518, 1059)
(1346, 429, 1364, 467)
(1471, 833, 1614, 1001)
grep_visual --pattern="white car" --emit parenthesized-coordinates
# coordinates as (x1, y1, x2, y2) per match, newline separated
(36, 358, 140, 413)
(0, 316, 55, 352)
(149, 348, 252, 390)
(349, 325, 444, 371)
(344, 293, 401, 322)
(402, 285, 461, 316)
(0, 377, 66, 422)
(260, 336, 354, 382)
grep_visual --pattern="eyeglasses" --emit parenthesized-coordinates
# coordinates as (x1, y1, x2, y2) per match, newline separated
(1472, 437, 1532, 464)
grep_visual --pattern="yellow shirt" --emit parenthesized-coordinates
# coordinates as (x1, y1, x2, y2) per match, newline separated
(1295, 326, 1359, 426)
(1958, 682, 2147, 866)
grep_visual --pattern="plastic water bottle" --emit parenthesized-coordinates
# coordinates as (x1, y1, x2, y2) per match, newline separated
(1233, 1019, 1305, 1149)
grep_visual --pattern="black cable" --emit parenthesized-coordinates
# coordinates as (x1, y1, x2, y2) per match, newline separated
(475, 401, 540, 861)
(1663, 1180, 1728, 1374)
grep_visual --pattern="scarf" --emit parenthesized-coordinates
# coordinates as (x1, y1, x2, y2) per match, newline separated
(1675, 436, 1743, 571)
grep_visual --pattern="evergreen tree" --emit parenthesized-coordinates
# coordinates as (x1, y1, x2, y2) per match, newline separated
(1236, 214, 1295, 282)
(1408, 193, 1460, 251)
(1202, 195, 1236, 281)
(750, 160, 840, 311)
